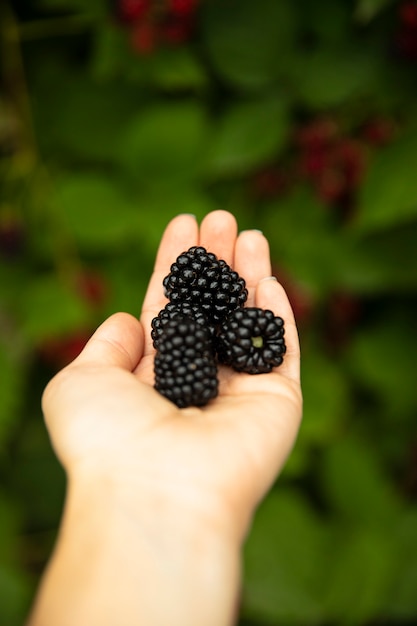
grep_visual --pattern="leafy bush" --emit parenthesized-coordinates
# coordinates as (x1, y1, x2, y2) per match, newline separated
(1, 0, 417, 623)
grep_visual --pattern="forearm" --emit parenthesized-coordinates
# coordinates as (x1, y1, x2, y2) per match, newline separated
(27, 475, 241, 626)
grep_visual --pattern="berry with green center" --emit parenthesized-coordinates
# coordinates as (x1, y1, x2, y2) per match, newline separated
(162, 246, 248, 324)
(154, 315, 218, 408)
(216, 308, 286, 374)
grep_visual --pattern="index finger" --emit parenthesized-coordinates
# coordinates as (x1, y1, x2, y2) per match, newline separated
(140, 214, 199, 356)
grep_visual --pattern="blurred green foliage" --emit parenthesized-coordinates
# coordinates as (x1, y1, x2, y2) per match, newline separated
(1, 0, 417, 623)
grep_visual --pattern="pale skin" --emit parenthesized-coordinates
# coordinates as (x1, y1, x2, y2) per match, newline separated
(27, 211, 302, 626)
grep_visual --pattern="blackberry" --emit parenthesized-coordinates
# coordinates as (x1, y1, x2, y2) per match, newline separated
(216, 307, 286, 374)
(151, 301, 214, 350)
(162, 246, 248, 324)
(154, 315, 218, 408)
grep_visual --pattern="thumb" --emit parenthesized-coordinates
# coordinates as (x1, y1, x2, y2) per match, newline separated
(74, 312, 145, 372)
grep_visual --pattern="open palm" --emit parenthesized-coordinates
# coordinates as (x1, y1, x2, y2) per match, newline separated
(43, 211, 302, 538)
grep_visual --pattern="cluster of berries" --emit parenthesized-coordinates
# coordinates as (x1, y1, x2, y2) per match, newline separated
(115, 0, 198, 54)
(152, 246, 286, 408)
(253, 114, 396, 213)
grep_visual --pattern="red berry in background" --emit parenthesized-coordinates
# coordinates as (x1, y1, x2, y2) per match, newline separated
(400, 1, 417, 28)
(272, 266, 316, 326)
(295, 117, 339, 152)
(299, 147, 328, 178)
(169, 0, 198, 17)
(335, 139, 366, 189)
(316, 168, 346, 204)
(360, 117, 397, 147)
(396, 1, 417, 61)
(130, 20, 157, 53)
(160, 16, 192, 45)
(75, 271, 108, 308)
(251, 166, 290, 199)
(117, 0, 150, 23)
(38, 330, 92, 370)
(297, 122, 366, 208)
(324, 291, 362, 352)
(396, 28, 417, 60)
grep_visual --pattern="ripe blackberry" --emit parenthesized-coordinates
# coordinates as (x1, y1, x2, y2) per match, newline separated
(151, 301, 213, 349)
(216, 307, 286, 374)
(154, 315, 218, 408)
(162, 246, 248, 324)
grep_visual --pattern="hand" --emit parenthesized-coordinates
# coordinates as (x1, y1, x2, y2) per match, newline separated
(29, 211, 302, 626)
(42, 210, 302, 540)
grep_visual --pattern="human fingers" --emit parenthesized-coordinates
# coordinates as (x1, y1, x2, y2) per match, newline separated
(255, 277, 300, 384)
(233, 230, 272, 306)
(73, 312, 144, 371)
(41, 312, 145, 435)
(198, 210, 238, 265)
(141, 214, 199, 356)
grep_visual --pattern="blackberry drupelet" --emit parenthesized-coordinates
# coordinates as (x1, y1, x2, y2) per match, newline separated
(151, 301, 214, 349)
(154, 315, 219, 408)
(216, 307, 286, 374)
(162, 246, 248, 324)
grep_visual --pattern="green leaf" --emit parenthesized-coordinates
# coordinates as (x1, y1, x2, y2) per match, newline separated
(204, 96, 289, 177)
(320, 435, 403, 527)
(261, 189, 351, 293)
(0, 341, 26, 449)
(133, 184, 218, 253)
(299, 349, 350, 446)
(355, 0, 397, 22)
(201, 0, 296, 90)
(346, 312, 417, 417)
(0, 494, 31, 625)
(118, 102, 208, 182)
(243, 490, 327, 624)
(53, 174, 141, 250)
(337, 221, 417, 293)
(292, 46, 383, 109)
(356, 130, 417, 233)
(12, 419, 66, 528)
(297, 0, 352, 43)
(19, 275, 90, 343)
(0, 564, 31, 626)
(91, 23, 132, 81)
(384, 509, 417, 619)
(149, 48, 208, 92)
(30, 64, 140, 162)
(324, 526, 399, 625)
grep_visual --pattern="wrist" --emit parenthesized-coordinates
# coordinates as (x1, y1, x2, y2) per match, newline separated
(67, 459, 249, 547)
(66, 473, 242, 626)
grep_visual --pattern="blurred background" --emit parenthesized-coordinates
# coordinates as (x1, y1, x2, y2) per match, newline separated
(1, 0, 417, 623)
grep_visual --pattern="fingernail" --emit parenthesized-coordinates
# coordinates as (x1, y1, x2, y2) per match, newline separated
(179, 213, 197, 219)
(259, 276, 277, 283)
(240, 228, 263, 235)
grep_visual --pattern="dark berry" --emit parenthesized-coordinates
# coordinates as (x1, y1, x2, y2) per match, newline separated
(162, 246, 248, 324)
(154, 315, 218, 408)
(216, 308, 286, 374)
(151, 301, 214, 349)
